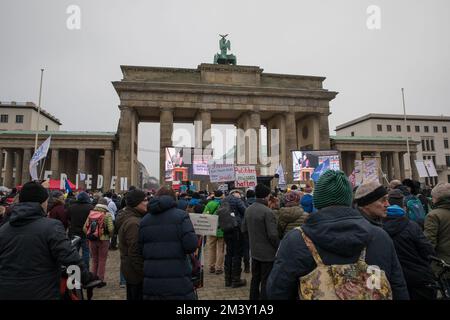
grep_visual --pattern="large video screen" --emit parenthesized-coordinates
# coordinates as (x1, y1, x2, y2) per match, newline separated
(292, 150, 340, 181)
(165, 147, 213, 182)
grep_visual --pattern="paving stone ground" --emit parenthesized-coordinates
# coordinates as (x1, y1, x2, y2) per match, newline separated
(93, 246, 252, 300)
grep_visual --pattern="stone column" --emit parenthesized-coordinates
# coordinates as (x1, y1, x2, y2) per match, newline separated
(14, 150, 23, 186)
(318, 113, 331, 149)
(387, 152, 393, 181)
(4, 150, 14, 188)
(77, 148, 86, 189)
(381, 153, 388, 180)
(118, 106, 139, 191)
(195, 110, 212, 149)
(159, 108, 173, 185)
(50, 148, 59, 179)
(21, 148, 32, 184)
(411, 152, 419, 180)
(355, 151, 362, 161)
(393, 151, 401, 180)
(399, 152, 405, 181)
(249, 111, 261, 168)
(103, 149, 112, 191)
(373, 152, 383, 184)
(285, 112, 297, 184)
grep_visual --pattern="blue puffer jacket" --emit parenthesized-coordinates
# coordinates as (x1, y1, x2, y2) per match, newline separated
(139, 195, 198, 300)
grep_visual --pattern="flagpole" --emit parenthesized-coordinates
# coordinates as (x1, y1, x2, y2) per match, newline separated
(402, 88, 412, 179)
(34, 69, 44, 152)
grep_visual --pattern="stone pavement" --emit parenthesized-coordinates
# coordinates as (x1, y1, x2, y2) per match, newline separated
(93, 246, 252, 300)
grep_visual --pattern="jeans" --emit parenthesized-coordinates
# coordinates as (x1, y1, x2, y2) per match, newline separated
(76, 237, 90, 270)
(249, 259, 274, 300)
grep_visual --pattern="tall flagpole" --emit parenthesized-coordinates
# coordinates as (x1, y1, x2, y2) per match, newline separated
(402, 88, 412, 179)
(34, 69, 44, 152)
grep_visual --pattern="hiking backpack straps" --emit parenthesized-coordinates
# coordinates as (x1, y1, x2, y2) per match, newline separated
(296, 227, 392, 300)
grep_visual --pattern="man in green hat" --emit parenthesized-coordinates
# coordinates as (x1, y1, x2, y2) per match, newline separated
(267, 170, 409, 300)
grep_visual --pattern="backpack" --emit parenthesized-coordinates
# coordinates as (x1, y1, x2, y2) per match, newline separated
(405, 196, 426, 226)
(86, 211, 107, 241)
(217, 201, 238, 233)
(297, 227, 392, 300)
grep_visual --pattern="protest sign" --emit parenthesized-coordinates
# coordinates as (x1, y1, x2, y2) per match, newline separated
(189, 213, 218, 236)
(234, 165, 257, 188)
(208, 164, 235, 183)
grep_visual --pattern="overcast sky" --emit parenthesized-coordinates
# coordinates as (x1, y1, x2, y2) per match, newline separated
(1, 0, 449, 177)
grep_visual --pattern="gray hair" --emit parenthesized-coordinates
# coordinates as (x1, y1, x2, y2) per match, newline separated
(431, 183, 450, 202)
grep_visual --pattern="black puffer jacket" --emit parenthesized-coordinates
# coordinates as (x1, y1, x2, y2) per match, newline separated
(139, 196, 198, 300)
(383, 216, 435, 286)
(267, 206, 410, 300)
(0, 202, 88, 300)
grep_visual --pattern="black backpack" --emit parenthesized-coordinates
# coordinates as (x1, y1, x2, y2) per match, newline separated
(217, 201, 238, 233)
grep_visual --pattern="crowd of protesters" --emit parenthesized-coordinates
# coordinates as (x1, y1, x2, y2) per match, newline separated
(0, 172, 449, 300)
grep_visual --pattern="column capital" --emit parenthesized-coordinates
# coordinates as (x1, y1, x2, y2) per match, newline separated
(160, 107, 174, 113)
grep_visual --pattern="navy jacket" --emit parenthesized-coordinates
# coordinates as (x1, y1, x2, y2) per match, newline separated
(383, 216, 435, 286)
(0, 202, 88, 300)
(223, 195, 247, 227)
(139, 196, 198, 300)
(266, 206, 410, 300)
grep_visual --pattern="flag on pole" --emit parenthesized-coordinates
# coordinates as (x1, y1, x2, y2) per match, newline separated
(29, 136, 52, 181)
(275, 163, 286, 189)
(311, 158, 330, 182)
(64, 177, 72, 194)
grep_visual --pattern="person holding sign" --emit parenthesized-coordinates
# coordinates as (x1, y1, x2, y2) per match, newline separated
(203, 190, 225, 275)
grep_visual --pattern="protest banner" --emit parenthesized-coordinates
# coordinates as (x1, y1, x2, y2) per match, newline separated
(424, 159, 438, 177)
(234, 165, 257, 188)
(414, 160, 429, 178)
(188, 213, 218, 236)
(362, 158, 379, 182)
(208, 163, 235, 183)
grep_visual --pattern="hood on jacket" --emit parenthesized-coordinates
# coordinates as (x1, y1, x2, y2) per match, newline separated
(382, 215, 409, 238)
(278, 206, 307, 224)
(189, 198, 201, 206)
(387, 205, 405, 217)
(76, 192, 91, 204)
(8, 202, 46, 227)
(148, 195, 177, 215)
(93, 204, 109, 213)
(115, 206, 142, 231)
(301, 206, 372, 258)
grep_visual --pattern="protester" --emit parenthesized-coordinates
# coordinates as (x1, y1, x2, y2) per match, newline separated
(242, 184, 279, 300)
(203, 190, 225, 275)
(424, 183, 450, 287)
(383, 189, 436, 299)
(267, 170, 409, 300)
(402, 179, 427, 228)
(67, 191, 93, 269)
(116, 189, 148, 300)
(48, 190, 69, 230)
(0, 181, 92, 299)
(140, 187, 198, 300)
(354, 180, 389, 227)
(300, 183, 315, 213)
(276, 191, 309, 239)
(222, 189, 247, 288)
(83, 197, 114, 286)
(177, 193, 189, 211)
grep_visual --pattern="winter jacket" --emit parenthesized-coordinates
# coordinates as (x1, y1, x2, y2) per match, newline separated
(275, 205, 309, 239)
(424, 198, 450, 277)
(116, 206, 144, 285)
(48, 200, 69, 230)
(358, 207, 383, 227)
(223, 195, 247, 228)
(83, 204, 115, 241)
(0, 202, 88, 300)
(266, 205, 409, 300)
(177, 198, 189, 211)
(67, 200, 94, 238)
(383, 206, 435, 288)
(300, 193, 315, 214)
(242, 199, 280, 262)
(203, 198, 223, 238)
(140, 195, 198, 300)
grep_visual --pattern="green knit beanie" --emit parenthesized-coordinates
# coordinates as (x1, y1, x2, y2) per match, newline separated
(313, 170, 353, 209)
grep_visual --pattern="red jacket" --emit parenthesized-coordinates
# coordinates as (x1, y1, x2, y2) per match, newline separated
(48, 202, 69, 230)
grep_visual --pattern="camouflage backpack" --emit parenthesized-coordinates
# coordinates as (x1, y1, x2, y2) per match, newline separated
(297, 227, 393, 300)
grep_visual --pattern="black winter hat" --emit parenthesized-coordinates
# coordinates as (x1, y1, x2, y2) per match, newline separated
(125, 189, 147, 208)
(255, 184, 271, 199)
(19, 181, 49, 204)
